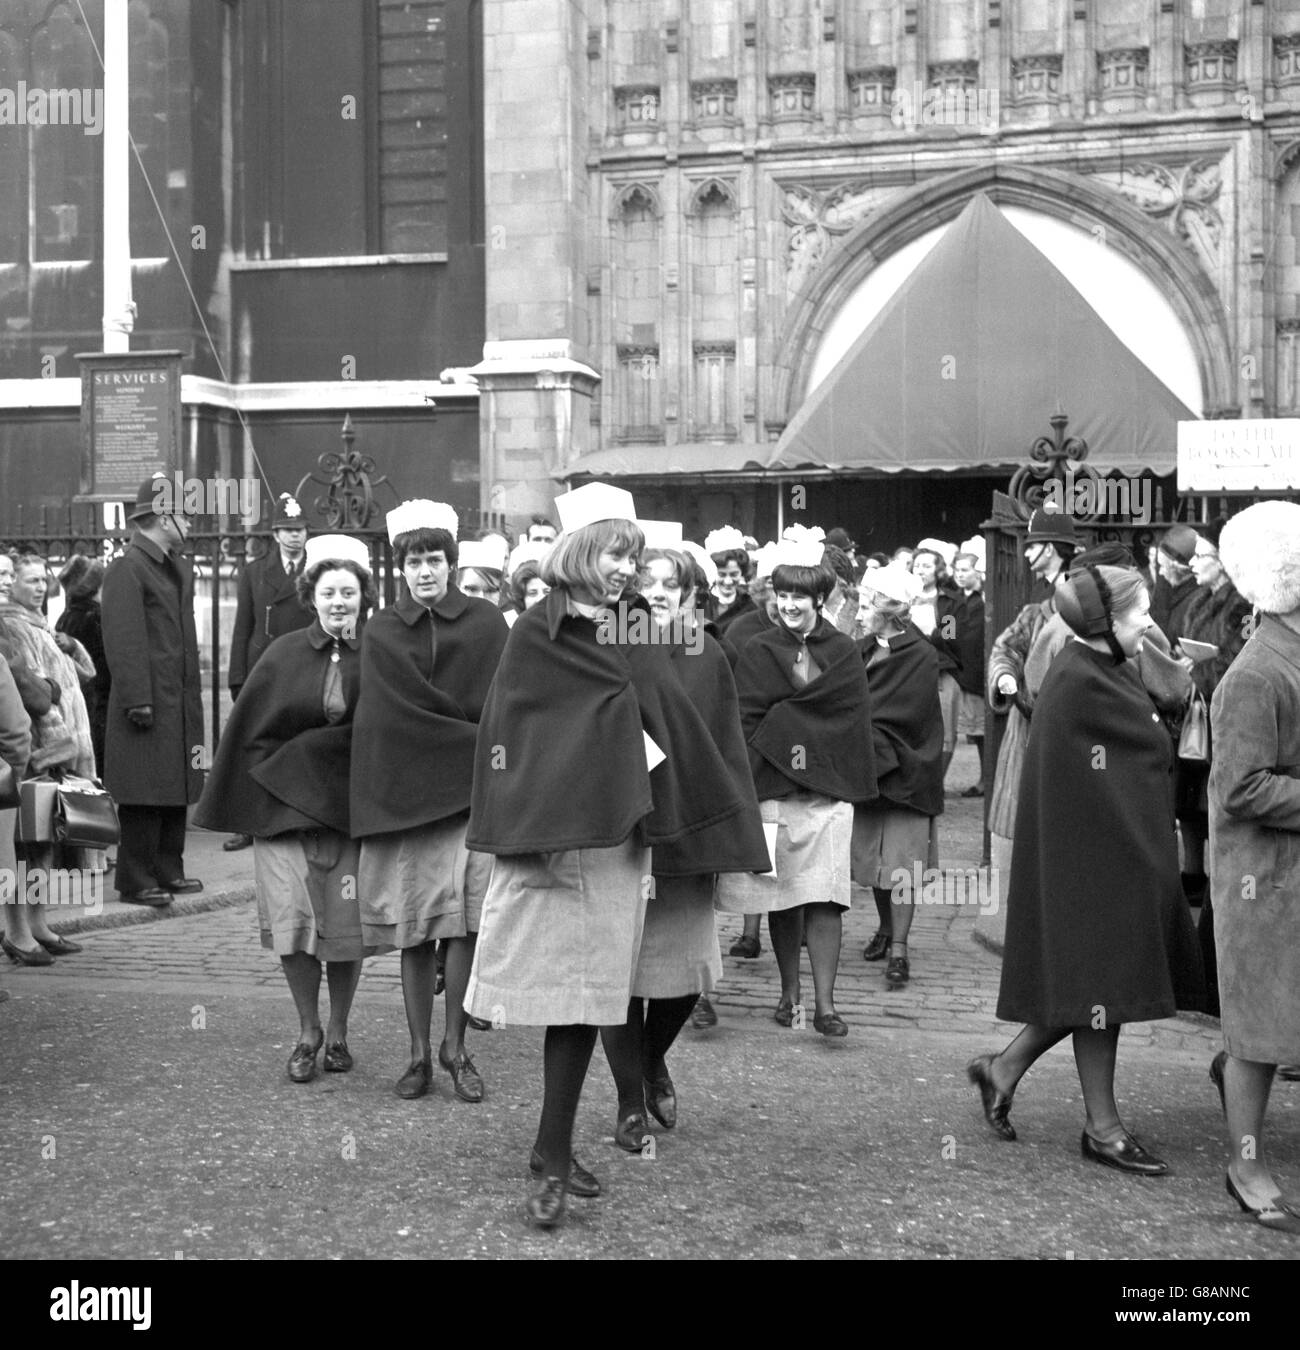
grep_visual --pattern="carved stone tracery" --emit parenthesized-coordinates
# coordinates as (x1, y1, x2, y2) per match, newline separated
(780, 180, 882, 286)
(1088, 158, 1222, 273)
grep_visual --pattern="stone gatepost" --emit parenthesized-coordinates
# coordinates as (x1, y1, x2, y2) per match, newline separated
(478, 0, 595, 526)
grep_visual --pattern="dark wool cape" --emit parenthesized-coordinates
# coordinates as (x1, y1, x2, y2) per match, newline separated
(651, 627, 769, 877)
(194, 623, 360, 837)
(350, 589, 508, 838)
(723, 602, 776, 653)
(997, 640, 1204, 1026)
(860, 625, 945, 816)
(708, 590, 755, 637)
(735, 618, 877, 804)
(467, 590, 771, 858)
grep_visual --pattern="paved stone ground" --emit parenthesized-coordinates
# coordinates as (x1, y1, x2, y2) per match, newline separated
(1, 748, 1295, 1280)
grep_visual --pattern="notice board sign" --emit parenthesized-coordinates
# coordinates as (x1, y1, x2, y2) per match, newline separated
(1177, 419, 1300, 493)
(77, 350, 183, 502)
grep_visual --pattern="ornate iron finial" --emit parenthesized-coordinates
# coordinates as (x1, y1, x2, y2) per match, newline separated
(1006, 411, 1104, 526)
(294, 415, 394, 530)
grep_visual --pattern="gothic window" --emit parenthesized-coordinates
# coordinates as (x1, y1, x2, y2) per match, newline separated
(693, 342, 736, 438)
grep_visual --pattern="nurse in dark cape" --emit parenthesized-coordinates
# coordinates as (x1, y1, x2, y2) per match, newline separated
(195, 535, 376, 1084)
(968, 564, 1202, 1175)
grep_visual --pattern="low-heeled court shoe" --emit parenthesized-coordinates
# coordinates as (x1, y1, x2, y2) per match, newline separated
(223, 834, 253, 852)
(884, 953, 910, 988)
(438, 1047, 484, 1103)
(862, 929, 891, 962)
(773, 998, 797, 1028)
(35, 934, 82, 956)
(729, 934, 762, 959)
(526, 1176, 568, 1229)
(162, 878, 204, 894)
(966, 1054, 1017, 1141)
(287, 1030, 324, 1084)
(323, 1041, 353, 1073)
(2, 935, 54, 967)
(1080, 1130, 1169, 1176)
(813, 1010, 848, 1038)
(1226, 1173, 1300, 1234)
(395, 1058, 433, 1099)
(117, 888, 173, 907)
(644, 1074, 677, 1129)
(529, 1149, 602, 1199)
(614, 1110, 651, 1153)
(690, 996, 718, 1029)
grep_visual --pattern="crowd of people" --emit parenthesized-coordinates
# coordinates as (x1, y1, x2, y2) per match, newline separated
(2, 474, 1297, 1238)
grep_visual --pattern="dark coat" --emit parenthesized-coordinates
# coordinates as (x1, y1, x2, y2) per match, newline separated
(1151, 574, 1199, 648)
(860, 625, 945, 816)
(350, 588, 509, 838)
(100, 533, 205, 806)
(651, 626, 768, 877)
(734, 617, 877, 804)
(1209, 616, 1300, 1062)
(931, 586, 985, 695)
(1183, 581, 1253, 705)
(708, 590, 755, 637)
(997, 641, 1203, 1025)
(467, 589, 771, 861)
(195, 622, 360, 838)
(56, 598, 108, 774)
(228, 550, 313, 692)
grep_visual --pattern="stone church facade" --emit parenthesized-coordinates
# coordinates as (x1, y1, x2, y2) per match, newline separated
(479, 0, 1300, 541)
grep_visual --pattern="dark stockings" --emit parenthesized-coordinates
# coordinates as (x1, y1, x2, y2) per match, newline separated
(601, 994, 699, 1114)
(991, 1022, 1126, 1140)
(534, 1024, 599, 1177)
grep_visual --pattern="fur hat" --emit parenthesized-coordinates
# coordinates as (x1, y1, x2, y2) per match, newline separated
(1219, 502, 1300, 615)
(1158, 523, 1199, 565)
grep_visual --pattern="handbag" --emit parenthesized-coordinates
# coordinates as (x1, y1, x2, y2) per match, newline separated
(1177, 691, 1209, 763)
(0, 760, 19, 810)
(52, 774, 121, 849)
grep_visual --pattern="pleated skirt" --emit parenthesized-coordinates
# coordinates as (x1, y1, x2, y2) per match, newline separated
(465, 838, 650, 1027)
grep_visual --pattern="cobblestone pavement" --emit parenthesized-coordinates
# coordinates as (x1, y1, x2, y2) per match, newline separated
(1, 751, 1291, 1269)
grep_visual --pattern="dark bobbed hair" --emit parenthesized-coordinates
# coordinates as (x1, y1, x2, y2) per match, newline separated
(710, 547, 752, 580)
(508, 560, 546, 610)
(867, 551, 891, 568)
(540, 518, 645, 598)
(297, 557, 378, 613)
(770, 560, 835, 604)
(639, 547, 696, 598)
(393, 527, 458, 570)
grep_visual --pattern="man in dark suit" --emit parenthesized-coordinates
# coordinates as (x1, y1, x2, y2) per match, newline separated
(223, 492, 312, 849)
(101, 475, 205, 904)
